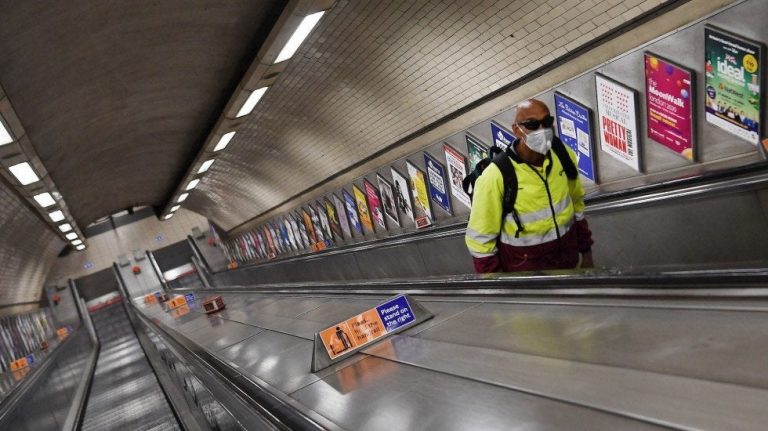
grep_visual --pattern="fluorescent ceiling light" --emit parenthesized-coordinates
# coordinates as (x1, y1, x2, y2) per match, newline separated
(65, 232, 78, 240)
(177, 193, 189, 203)
(0, 117, 12, 146)
(33, 192, 55, 207)
(58, 223, 72, 233)
(76, 244, 85, 251)
(49, 210, 65, 222)
(163, 214, 174, 220)
(185, 179, 200, 190)
(236, 87, 268, 118)
(213, 131, 236, 152)
(71, 239, 82, 246)
(197, 159, 215, 174)
(275, 11, 325, 63)
(170, 205, 180, 212)
(8, 162, 39, 185)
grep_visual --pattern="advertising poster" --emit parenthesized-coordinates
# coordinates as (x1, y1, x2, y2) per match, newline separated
(704, 27, 763, 145)
(315, 201, 333, 245)
(595, 73, 642, 172)
(283, 217, 298, 251)
(333, 193, 352, 239)
(405, 161, 433, 229)
(255, 230, 267, 258)
(262, 226, 277, 258)
(353, 184, 375, 233)
(278, 221, 293, 252)
(308, 205, 326, 244)
(271, 223, 285, 254)
(342, 189, 363, 235)
(644, 53, 695, 160)
(443, 143, 471, 209)
(302, 209, 318, 245)
(390, 168, 414, 223)
(325, 198, 344, 240)
(294, 212, 310, 248)
(424, 153, 452, 215)
(490, 121, 515, 150)
(554, 92, 597, 181)
(377, 174, 400, 227)
(364, 179, 387, 231)
(465, 133, 489, 170)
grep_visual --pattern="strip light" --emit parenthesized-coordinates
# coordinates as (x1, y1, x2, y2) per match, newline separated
(197, 159, 215, 174)
(163, 214, 174, 220)
(65, 232, 78, 240)
(170, 205, 180, 212)
(213, 131, 236, 152)
(33, 192, 55, 208)
(8, 162, 39, 185)
(177, 193, 189, 203)
(49, 210, 65, 222)
(275, 11, 325, 63)
(236, 87, 268, 118)
(186, 179, 200, 191)
(58, 223, 72, 233)
(76, 244, 85, 251)
(71, 239, 82, 246)
(0, 116, 12, 146)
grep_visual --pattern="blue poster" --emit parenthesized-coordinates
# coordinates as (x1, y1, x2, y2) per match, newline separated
(375, 295, 415, 332)
(342, 189, 363, 235)
(423, 153, 452, 214)
(490, 121, 514, 150)
(554, 92, 596, 182)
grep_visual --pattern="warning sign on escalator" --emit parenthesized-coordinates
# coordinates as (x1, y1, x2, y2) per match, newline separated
(318, 295, 416, 360)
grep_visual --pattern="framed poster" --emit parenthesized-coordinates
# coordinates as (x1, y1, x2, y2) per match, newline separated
(364, 179, 387, 231)
(595, 73, 642, 172)
(644, 53, 696, 160)
(554, 92, 597, 181)
(390, 167, 414, 223)
(377, 173, 400, 227)
(263, 226, 277, 258)
(283, 217, 298, 251)
(443, 143, 471, 209)
(424, 153, 452, 215)
(255, 230, 267, 258)
(704, 26, 763, 145)
(490, 121, 514, 150)
(352, 184, 375, 233)
(342, 189, 363, 235)
(315, 201, 333, 244)
(301, 209, 318, 245)
(406, 161, 434, 229)
(333, 193, 352, 239)
(271, 222, 286, 254)
(294, 211, 310, 248)
(465, 132, 489, 170)
(324, 198, 344, 240)
(308, 205, 326, 243)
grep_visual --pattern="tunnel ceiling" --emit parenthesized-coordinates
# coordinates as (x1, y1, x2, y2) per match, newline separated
(0, 0, 666, 234)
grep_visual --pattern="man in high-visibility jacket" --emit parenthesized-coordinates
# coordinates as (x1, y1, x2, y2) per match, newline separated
(465, 99, 593, 273)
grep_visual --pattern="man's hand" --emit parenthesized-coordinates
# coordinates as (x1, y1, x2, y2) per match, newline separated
(580, 251, 594, 268)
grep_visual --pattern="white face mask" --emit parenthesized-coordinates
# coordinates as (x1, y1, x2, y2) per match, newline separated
(522, 128, 553, 155)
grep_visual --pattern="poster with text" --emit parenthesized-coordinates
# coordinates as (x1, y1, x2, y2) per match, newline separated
(406, 161, 433, 228)
(308, 205, 326, 243)
(315, 201, 333, 245)
(302, 209, 318, 245)
(276, 222, 290, 253)
(465, 133, 488, 172)
(342, 189, 363, 236)
(283, 217, 298, 251)
(364, 179, 387, 231)
(352, 184, 375, 233)
(390, 168, 414, 224)
(294, 212, 310, 248)
(424, 153, 452, 215)
(443, 144, 471, 208)
(377, 174, 400, 227)
(490, 121, 514, 150)
(263, 226, 277, 258)
(596, 74, 642, 172)
(644, 53, 695, 160)
(325, 198, 344, 240)
(704, 27, 762, 145)
(255, 230, 267, 258)
(554, 92, 597, 181)
(333, 193, 352, 239)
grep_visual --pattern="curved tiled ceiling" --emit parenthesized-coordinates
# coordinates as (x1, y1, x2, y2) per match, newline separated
(184, 0, 666, 230)
(0, 0, 287, 227)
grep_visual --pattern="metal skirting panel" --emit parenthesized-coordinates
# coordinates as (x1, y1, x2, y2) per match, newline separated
(81, 302, 180, 431)
(137, 290, 768, 430)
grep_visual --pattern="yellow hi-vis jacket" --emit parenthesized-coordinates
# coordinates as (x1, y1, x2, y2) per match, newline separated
(465, 144, 588, 271)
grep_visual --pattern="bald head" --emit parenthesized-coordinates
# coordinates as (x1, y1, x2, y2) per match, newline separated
(512, 99, 553, 165)
(514, 99, 550, 124)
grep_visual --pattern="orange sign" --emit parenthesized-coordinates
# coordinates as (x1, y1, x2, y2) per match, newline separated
(57, 327, 69, 340)
(320, 309, 387, 360)
(9, 357, 29, 371)
(170, 304, 191, 319)
(144, 293, 157, 304)
(12, 367, 31, 381)
(167, 295, 187, 310)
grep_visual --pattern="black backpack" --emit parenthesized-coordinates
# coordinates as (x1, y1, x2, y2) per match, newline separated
(492, 137, 578, 237)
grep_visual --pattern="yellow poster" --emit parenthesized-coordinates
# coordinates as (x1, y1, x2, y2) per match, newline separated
(405, 161, 433, 228)
(353, 185, 374, 232)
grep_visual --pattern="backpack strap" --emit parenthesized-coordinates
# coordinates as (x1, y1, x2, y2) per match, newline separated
(492, 150, 524, 238)
(551, 136, 578, 180)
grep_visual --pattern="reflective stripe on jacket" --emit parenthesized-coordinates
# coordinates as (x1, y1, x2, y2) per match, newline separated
(465, 143, 589, 267)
